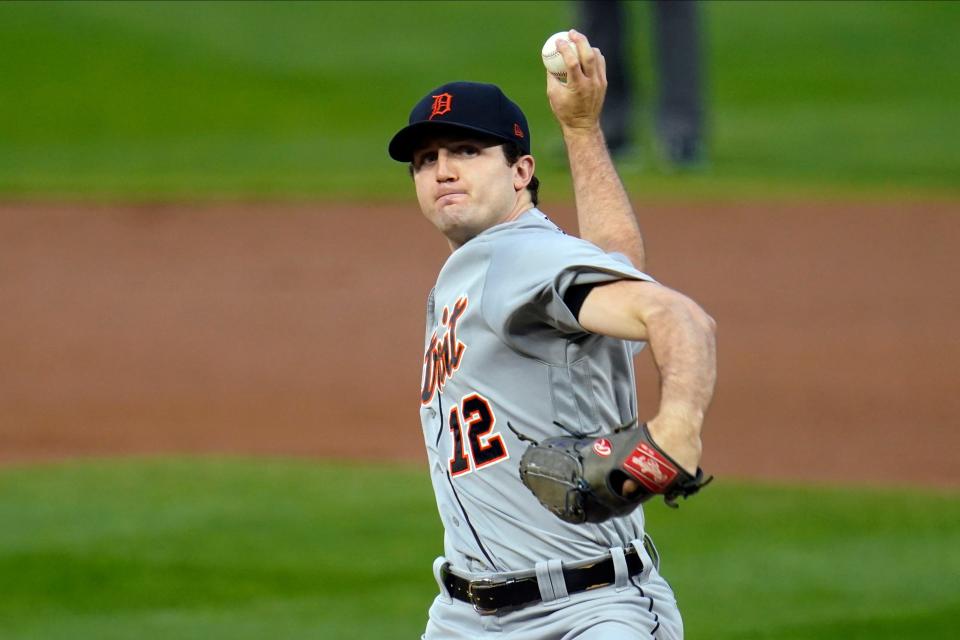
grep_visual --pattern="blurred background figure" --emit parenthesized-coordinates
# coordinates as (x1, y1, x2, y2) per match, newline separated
(578, 0, 706, 167)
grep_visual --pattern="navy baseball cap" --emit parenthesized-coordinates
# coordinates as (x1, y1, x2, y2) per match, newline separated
(388, 81, 531, 162)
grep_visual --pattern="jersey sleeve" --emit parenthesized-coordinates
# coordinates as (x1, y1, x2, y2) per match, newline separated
(480, 230, 654, 355)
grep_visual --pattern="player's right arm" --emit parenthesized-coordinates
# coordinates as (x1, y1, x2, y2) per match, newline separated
(547, 29, 645, 270)
(576, 279, 717, 474)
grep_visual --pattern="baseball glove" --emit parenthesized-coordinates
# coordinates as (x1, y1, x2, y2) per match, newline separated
(516, 422, 711, 524)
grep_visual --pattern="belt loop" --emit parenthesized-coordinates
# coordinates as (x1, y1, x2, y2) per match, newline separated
(547, 558, 569, 602)
(534, 559, 570, 604)
(534, 560, 557, 603)
(609, 546, 631, 592)
(629, 538, 654, 583)
(643, 533, 661, 571)
(433, 557, 453, 602)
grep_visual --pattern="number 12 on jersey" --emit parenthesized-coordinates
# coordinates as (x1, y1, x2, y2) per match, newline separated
(448, 393, 509, 476)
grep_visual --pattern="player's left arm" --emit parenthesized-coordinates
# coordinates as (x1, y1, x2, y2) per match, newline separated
(576, 279, 717, 474)
(546, 30, 645, 270)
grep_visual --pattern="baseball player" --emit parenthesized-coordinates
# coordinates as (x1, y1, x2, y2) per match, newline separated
(388, 30, 716, 639)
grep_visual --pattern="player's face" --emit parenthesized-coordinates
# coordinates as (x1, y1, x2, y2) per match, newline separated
(411, 136, 534, 248)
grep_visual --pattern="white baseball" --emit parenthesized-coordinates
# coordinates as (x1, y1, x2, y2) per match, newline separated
(541, 30, 578, 83)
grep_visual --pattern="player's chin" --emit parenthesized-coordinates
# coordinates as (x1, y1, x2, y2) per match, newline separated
(436, 218, 480, 246)
(435, 204, 471, 227)
(422, 205, 459, 231)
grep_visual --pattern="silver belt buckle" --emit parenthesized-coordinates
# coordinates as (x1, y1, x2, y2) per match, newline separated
(466, 577, 513, 614)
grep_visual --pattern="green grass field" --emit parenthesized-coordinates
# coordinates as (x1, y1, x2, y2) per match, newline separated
(1, 459, 957, 639)
(1, 0, 958, 200)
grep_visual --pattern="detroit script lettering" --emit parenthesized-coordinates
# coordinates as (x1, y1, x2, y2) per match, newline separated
(421, 295, 468, 405)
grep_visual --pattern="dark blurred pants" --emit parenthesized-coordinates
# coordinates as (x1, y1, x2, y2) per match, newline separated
(578, 0, 705, 165)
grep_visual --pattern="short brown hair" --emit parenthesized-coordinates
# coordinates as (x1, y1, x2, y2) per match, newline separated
(502, 141, 540, 206)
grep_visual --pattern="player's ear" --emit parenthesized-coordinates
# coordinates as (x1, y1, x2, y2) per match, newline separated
(513, 155, 535, 192)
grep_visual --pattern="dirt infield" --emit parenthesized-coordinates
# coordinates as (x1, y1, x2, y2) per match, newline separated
(1, 200, 957, 487)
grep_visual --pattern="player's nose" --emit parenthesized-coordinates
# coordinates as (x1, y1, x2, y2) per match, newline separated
(435, 149, 457, 181)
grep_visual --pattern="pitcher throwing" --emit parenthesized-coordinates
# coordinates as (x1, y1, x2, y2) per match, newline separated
(388, 29, 717, 640)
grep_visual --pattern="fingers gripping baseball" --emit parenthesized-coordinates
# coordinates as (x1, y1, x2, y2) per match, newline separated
(545, 30, 607, 132)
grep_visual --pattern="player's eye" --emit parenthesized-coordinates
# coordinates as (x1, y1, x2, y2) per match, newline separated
(416, 151, 438, 168)
(456, 145, 480, 156)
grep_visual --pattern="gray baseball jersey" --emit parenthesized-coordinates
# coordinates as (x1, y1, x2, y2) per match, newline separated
(419, 208, 656, 574)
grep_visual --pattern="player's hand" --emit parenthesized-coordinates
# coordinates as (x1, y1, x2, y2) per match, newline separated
(545, 29, 607, 134)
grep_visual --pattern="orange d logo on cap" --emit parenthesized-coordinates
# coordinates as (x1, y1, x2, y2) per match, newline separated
(429, 93, 453, 120)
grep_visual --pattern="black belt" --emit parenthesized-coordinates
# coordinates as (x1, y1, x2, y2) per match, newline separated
(441, 546, 645, 614)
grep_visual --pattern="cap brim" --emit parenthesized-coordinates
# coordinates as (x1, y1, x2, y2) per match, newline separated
(388, 121, 515, 162)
